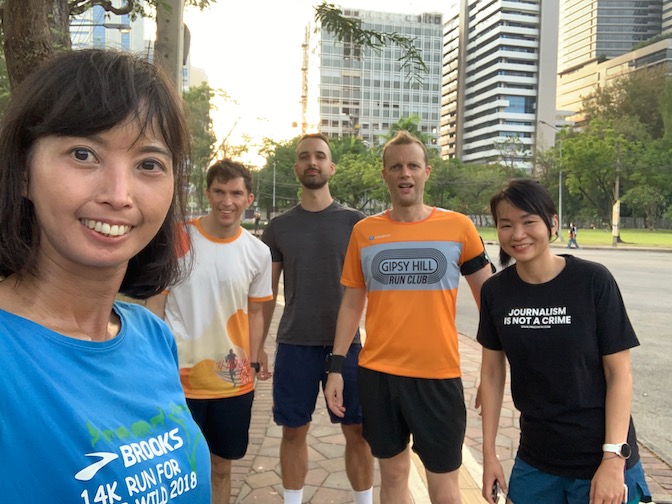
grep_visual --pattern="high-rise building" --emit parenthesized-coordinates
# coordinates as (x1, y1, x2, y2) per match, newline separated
(557, 1, 666, 125)
(440, 0, 560, 170)
(558, 0, 662, 75)
(664, 0, 672, 32)
(301, 7, 443, 149)
(70, 4, 144, 52)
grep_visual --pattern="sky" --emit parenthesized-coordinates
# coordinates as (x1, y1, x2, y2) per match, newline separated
(183, 1, 456, 166)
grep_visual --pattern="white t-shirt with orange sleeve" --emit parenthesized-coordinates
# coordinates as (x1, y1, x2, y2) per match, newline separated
(164, 218, 273, 399)
(341, 208, 486, 379)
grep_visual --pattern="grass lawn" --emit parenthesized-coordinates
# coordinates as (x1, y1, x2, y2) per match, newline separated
(476, 227, 672, 248)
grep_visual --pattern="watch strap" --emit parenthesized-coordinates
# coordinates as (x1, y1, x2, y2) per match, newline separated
(326, 353, 345, 374)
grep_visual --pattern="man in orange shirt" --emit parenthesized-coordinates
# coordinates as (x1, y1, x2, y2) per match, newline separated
(325, 131, 493, 504)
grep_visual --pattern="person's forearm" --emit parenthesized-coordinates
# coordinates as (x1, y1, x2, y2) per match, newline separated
(261, 298, 277, 344)
(332, 287, 366, 356)
(248, 302, 265, 362)
(480, 349, 506, 459)
(603, 351, 633, 445)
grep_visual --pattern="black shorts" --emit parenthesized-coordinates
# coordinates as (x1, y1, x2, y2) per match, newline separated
(186, 391, 254, 460)
(358, 367, 466, 473)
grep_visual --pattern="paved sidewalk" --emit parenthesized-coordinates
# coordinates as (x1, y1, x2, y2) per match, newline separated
(229, 303, 672, 503)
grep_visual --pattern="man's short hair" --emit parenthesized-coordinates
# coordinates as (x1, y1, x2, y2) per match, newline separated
(206, 159, 253, 193)
(296, 132, 331, 155)
(382, 131, 428, 166)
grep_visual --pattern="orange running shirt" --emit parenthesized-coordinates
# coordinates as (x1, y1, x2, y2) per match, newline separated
(341, 208, 485, 379)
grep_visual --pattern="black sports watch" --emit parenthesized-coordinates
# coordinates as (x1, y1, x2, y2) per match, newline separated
(602, 443, 631, 459)
(250, 362, 261, 373)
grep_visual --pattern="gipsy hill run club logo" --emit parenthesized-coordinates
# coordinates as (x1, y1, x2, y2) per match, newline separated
(371, 248, 447, 285)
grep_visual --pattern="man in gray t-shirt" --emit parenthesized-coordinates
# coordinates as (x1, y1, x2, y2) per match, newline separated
(261, 133, 373, 504)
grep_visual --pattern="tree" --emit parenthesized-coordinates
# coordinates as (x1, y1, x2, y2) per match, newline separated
(0, 0, 214, 89)
(183, 82, 217, 214)
(256, 138, 302, 216)
(330, 150, 382, 212)
(561, 120, 642, 227)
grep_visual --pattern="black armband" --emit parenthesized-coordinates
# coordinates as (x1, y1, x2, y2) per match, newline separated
(461, 237, 496, 275)
(326, 353, 346, 374)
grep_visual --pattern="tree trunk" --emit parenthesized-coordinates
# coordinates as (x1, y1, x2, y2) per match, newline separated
(154, 0, 184, 92)
(3, 0, 55, 89)
(49, 0, 72, 53)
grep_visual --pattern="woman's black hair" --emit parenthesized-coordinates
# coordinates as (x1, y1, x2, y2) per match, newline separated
(489, 179, 557, 267)
(0, 49, 191, 298)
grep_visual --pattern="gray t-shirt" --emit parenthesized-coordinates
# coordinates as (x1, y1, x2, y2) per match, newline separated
(262, 202, 365, 345)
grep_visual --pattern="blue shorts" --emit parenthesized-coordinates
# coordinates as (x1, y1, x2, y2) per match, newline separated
(272, 343, 363, 428)
(186, 391, 254, 460)
(508, 457, 651, 504)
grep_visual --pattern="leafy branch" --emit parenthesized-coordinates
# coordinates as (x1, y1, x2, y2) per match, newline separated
(314, 2, 428, 86)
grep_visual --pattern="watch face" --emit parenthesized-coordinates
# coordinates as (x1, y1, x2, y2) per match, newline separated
(620, 443, 632, 459)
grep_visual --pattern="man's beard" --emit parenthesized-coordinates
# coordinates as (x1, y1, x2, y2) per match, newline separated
(299, 173, 329, 190)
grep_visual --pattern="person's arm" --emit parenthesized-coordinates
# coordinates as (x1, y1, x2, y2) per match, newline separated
(261, 262, 283, 345)
(324, 286, 367, 417)
(145, 293, 167, 319)
(480, 348, 508, 503)
(466, 263, 493, 411)
(248, 300, 271, 380)
(465, 263, 492, 310)
(590, 349, 632, 504)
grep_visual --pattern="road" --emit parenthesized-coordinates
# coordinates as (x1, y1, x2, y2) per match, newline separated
(456, 244, 672, 465)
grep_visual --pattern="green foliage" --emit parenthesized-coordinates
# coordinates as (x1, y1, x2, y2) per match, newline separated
(255, 138, 302, 214)
(314, 2, 428, 85)
(330, 149, 383, 212)
(183, 83, 217, 214)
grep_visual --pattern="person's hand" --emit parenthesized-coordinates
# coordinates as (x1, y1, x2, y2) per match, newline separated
(589, 457, 627, 504)
(257, 349, 272, 380)
(475, 382, 482, 415)
(324, 372, 345, 417)
(481, 454, 507, 504)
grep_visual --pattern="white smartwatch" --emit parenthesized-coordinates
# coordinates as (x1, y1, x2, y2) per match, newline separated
(602, 442, 631, 459)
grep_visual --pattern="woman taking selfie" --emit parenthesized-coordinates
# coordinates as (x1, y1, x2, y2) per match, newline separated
(0, 50, 210, 501)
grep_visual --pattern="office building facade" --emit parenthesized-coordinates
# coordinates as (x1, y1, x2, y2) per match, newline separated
(302, 8, 443, 149)
(558, 0, 663, 75)
(440, 0, 560, 170)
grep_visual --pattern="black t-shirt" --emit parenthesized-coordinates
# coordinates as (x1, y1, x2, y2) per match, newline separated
(477, 255, 640, 479)
(262, 202, 365, 346)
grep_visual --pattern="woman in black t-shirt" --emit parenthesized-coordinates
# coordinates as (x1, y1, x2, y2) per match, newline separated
(477, 179, 650, 504)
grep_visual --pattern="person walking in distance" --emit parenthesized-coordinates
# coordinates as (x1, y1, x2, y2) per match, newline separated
(147, 160, 273, 504)
(261, 133, 374, 504)
(325, 131, 493, 504)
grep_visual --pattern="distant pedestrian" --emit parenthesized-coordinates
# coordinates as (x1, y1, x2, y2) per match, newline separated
(254, 209, 262, 237)
(567, 222, 580, 248)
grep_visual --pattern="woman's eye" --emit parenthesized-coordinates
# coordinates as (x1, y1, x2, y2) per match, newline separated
(140, 160, 162, 171)
(72, 148, 93, 161)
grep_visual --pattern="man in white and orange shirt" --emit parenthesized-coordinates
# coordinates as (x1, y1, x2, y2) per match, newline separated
(146, 160, 272, 504)
(325, 131, 493, 504)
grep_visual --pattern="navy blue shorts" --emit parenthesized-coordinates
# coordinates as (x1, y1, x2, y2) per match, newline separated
(358, 367, 466, 473)
(272, 343, 363, 428)
(508, 457, 651, 504)
(186, 391, 254, 460)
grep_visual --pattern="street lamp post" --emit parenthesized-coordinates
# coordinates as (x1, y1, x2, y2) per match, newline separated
(539, 120, 564, 242)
